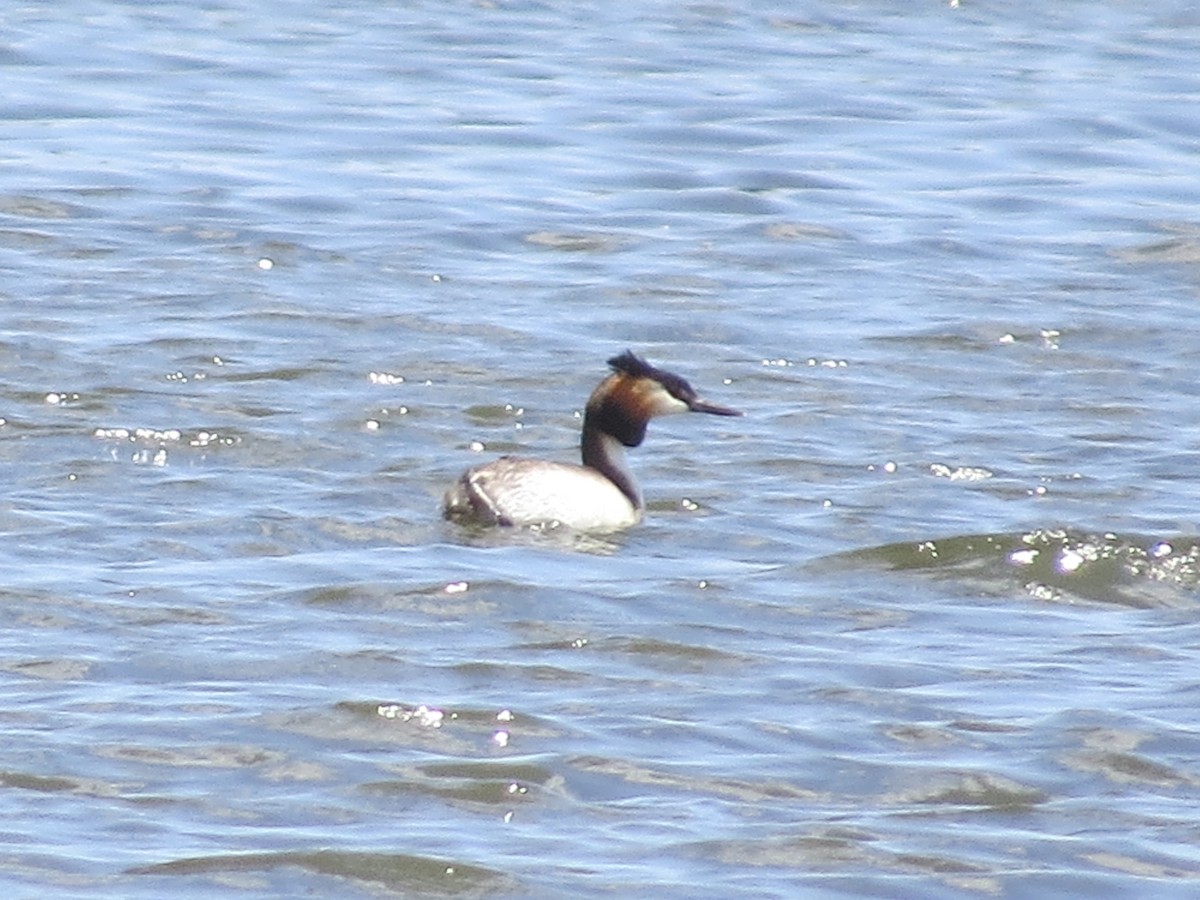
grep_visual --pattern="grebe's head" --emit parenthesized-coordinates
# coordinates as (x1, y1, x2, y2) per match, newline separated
(585, 350, 741, 447)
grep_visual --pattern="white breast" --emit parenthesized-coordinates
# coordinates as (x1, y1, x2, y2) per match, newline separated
(444, 458, 641, 531)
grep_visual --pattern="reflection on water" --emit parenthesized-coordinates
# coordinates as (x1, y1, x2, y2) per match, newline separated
(830, 529, 1200, 608)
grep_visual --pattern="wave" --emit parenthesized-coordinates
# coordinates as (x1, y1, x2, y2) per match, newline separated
(819, 529, 1200, 609)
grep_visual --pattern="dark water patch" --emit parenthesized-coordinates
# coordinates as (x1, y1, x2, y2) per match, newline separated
(1059, 720, 1200, 790)
(1115, 229, 1200, 265)
(763, 221, 851, 242)
(451, 659, 593, 687)
(687, 829, 1004, 895)
(821, 529, 1200, 608)
(523, 230, 627, 252)
(0, 227, 59, 249)
(293, 579, 502, 617)
(1065, 748, 1196, 789)
(129, 850, 517, 897)
(0, 657, 92, 681)
(568, 754, 821, 805)
(0, 194, 88, 219)
(885, 770, 1047, 811)
(265, 701, 547, 757)
(363, 758, 555, 808)
(0, 769, 119, 796)
(94, 743, 283, 770)
(688, 828, 877, 871)
(265, 702, 473, 753)
(594, 634, 752, 674)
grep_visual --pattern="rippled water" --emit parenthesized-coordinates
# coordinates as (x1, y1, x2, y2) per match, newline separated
(4, 1, 1200, 897)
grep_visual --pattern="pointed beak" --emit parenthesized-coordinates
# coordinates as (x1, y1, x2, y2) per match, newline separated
(688, 397, 742, 417)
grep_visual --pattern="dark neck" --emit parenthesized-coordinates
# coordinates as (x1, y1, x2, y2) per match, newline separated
(581, 422, 643, 510)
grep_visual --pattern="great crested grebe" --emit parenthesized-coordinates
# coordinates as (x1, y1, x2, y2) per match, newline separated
(443, 351, 741, 531)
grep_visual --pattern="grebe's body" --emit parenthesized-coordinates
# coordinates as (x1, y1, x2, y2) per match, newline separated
(443, 351, 740, 531)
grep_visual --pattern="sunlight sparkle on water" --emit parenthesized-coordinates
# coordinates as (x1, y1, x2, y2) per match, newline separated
(377, 704, 446, 727)
(1057, 549, 1086, 574)
(1010, 549, 1039, 566)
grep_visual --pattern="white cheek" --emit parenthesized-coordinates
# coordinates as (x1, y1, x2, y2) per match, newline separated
(648, 390, 690, 416)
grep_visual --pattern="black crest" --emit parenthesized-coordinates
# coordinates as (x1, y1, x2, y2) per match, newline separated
(607, 351, 697, 405)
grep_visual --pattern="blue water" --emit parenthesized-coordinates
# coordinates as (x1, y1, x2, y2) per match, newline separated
(4, 1, 1200, 897)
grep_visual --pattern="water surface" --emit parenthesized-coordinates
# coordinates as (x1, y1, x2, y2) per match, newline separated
(3, 1, 1200, 897)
